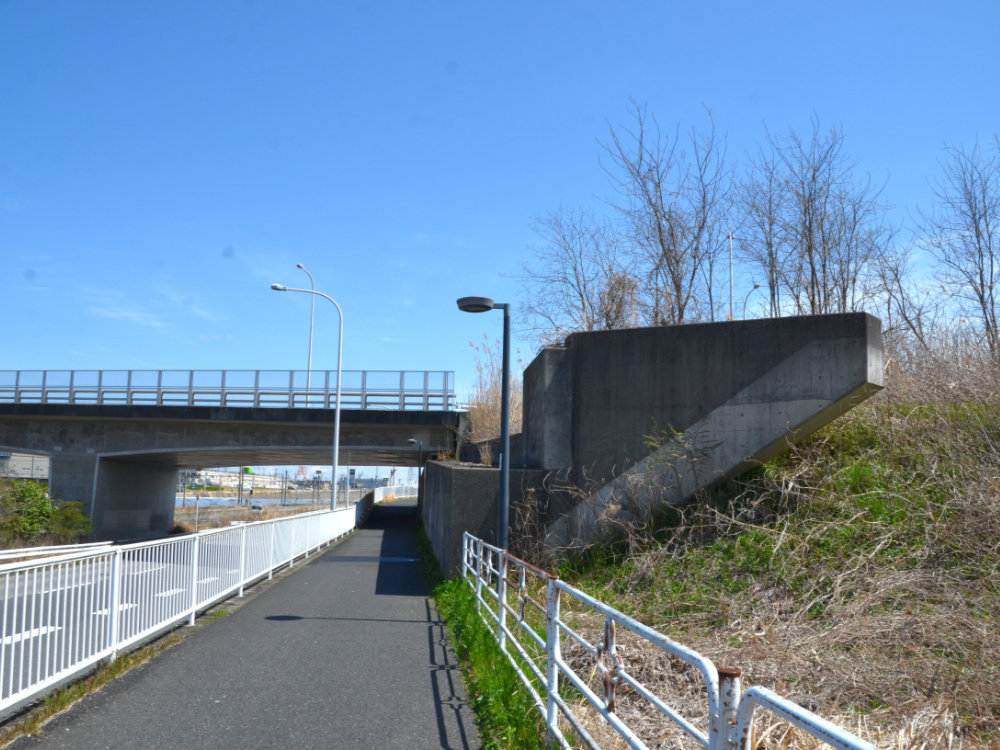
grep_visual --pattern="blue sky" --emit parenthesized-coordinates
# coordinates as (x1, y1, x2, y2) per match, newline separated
(2, 0, 998, 409)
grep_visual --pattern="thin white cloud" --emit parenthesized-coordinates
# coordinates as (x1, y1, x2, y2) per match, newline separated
(157, 286, 225, 324)
(89, 306, 166, 328)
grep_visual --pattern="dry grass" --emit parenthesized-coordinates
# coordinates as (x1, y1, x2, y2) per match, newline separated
(171, 502, 329, 533)
(465, 334, 523, 464)
(536, 340, 1000, 749)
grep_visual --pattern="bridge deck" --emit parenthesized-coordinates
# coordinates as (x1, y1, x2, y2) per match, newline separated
(8, 498, 479, 750)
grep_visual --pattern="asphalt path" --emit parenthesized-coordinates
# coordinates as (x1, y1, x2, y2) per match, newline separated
(10, 498, 480, 749)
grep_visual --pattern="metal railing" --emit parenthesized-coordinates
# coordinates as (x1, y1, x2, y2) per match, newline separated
(0, 370, 457, 411)
(372, 484, 418, 503)
(462, 533, 876, 750)
(0, 506, 362, 718)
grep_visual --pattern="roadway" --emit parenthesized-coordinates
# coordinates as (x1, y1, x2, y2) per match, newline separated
(8, 498, 480, 750)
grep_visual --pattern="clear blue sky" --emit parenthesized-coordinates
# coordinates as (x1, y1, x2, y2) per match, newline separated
(3, 0, 998, 405)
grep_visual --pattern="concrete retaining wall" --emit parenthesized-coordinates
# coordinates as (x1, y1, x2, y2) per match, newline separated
(422, 461, 547, 577)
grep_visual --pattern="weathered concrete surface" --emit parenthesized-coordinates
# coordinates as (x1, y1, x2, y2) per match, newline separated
(0, 405, 462, 541)
(538, 313, 884, 549)
(423, 461, 547, 577)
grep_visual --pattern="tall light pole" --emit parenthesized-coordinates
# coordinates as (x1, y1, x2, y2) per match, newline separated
(271, 283, 343, 510)
(729, 231, 735, 321)
(407, 438, 423, 521)
(297, 264, 315, 404)
(457, 296, 511, 550)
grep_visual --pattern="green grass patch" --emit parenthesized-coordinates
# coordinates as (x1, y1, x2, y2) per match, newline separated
(548, 398, 1000, 740)
(416, 531, 547, 749)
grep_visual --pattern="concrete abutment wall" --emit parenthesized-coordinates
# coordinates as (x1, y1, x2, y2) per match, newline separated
(423, 313, 884, 571)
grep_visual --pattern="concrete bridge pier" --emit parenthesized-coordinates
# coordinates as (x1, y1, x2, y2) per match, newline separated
(49, 453, 176, 540)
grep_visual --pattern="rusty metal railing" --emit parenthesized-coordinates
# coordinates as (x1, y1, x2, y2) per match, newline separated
(462, 532, 877, 750)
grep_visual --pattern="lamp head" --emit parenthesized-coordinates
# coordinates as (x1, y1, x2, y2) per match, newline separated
(296, 263, 304, 269)
(271, 284, 287, 291)
(457, 296, 495, 313)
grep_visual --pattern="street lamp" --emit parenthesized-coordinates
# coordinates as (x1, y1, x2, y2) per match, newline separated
(271, 282, 343, 511)
(297, 264, 315, 404)
(407, 438, 424, 520)
(406, 438, 423, 475)
(742, 283, 763, 319)
(456, 296, 511, 550)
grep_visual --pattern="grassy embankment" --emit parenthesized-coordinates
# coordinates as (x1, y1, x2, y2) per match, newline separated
(433, 393, 1000, 749)
(555, 396, 1000, 748)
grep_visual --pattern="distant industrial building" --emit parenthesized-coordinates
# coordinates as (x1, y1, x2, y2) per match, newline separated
(0, 452, 48, 480)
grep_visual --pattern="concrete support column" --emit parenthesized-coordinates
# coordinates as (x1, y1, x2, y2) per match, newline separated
(93, 459, 177, 540)
(49, 452, 99, 511)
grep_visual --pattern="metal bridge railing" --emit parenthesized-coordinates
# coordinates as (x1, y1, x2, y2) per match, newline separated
(462, 533, 877, 750)
(0, 505, 362, 719)
(0, 370, 457, 411)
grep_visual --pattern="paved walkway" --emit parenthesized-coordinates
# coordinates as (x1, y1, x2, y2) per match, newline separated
(11, 499, 480, 750)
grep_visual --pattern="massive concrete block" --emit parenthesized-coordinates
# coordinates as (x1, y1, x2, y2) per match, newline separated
(527, 314, 884, 549)
(522, 347, 572, 470)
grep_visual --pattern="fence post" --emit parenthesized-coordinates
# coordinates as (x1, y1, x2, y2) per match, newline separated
(474, 539, 484, 613)
(268, 520, 275, 580)
(109, 547, 122, 660)
(188, 535, 200, 626)
(461, 534, 470, 579)
(497, 549, 507, 653)
(545, 576, 561, 745)
(716, 667, 742, 750)
(238, 524, 247, 597)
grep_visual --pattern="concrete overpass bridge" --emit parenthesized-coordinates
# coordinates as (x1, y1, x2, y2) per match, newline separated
(0, 369, 463, 540)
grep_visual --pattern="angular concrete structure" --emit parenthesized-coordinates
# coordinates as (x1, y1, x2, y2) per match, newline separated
(522, 314, 884, 549)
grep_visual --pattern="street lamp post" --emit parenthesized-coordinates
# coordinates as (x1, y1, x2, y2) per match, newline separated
(297, 264, 315, 404)
(271, 283, 343, 510)
(742, 283, 762, 319)
(407, 438, 423, 521)
(456, 296, 511, 550)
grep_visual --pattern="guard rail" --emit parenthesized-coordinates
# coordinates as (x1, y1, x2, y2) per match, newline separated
(0, 504, 366, 718)
(0, 369, 456, 411)
(462, 533, 876, 750)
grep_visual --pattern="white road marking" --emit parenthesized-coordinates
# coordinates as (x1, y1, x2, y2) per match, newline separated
(1, 625, 63, 645)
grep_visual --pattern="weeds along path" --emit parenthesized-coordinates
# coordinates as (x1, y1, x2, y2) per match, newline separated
(555, 397, 1000, 748)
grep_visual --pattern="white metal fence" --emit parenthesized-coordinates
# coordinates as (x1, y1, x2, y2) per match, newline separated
(0, 506, 363, 718)
(462, 533, 877, 750)
(372, 484, 418, 503)
(0, 369, 456, 411)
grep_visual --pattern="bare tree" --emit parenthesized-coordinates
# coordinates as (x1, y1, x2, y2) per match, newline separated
(919, 140, 1000, 359)
(738, 146, 787, 317)
(739, 119, 892, 317)
(871, 242, 938, 363)
(521, 207, 639, 345)
(602, 101, 731, 324)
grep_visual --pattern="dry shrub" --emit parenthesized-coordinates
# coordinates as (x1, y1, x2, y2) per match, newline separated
(542, 336, 1000, 748)
(884, 324, 1000, 403)
(465, 334, 523, 464)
